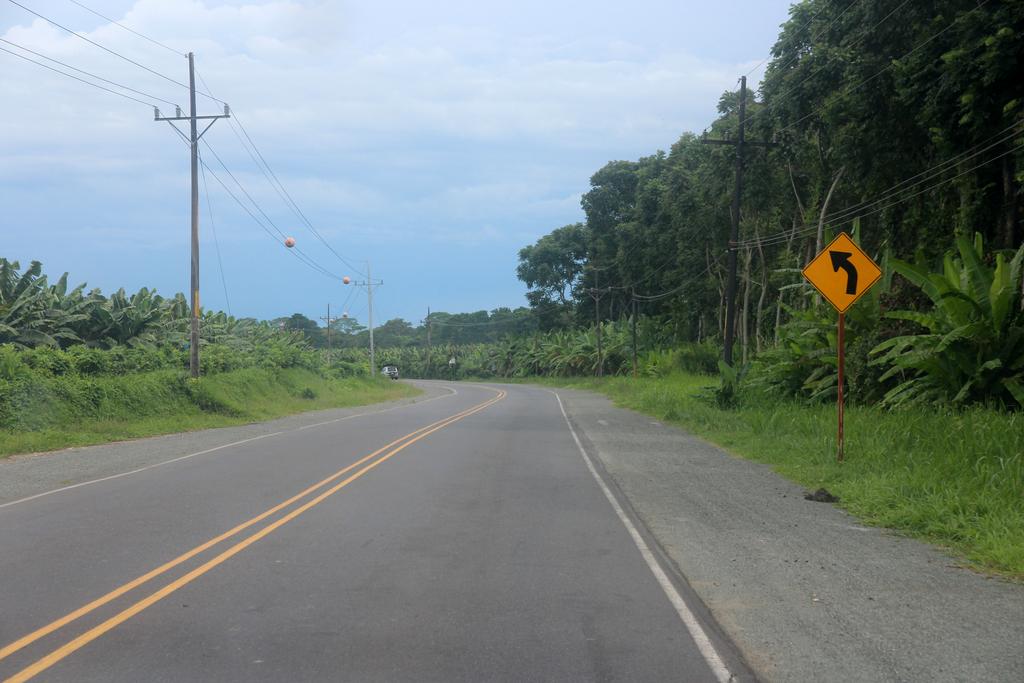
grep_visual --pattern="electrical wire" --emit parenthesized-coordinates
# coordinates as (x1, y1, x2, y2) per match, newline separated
(427, 317, 527, 328)
(0, 37, 181, 107)
(233, 111, 367, 278)
(338, 285, 358, 316)
(740, 140, 1024, 250)
(200, 139, 287, 239)
(199, 157, 345, 282)
(5, 0, 224, 103)
(609, 244, 691, 292)
(0, 43, 156, 107)
(203, 136, 350, 283)
(632, 251, 728, 301)
(65, 0, 184, 57)
(738, 122, 1024, 248)
(194, 69, 367, 278)
(803, 122, 1019, 240)
(198, 150, 232, 316)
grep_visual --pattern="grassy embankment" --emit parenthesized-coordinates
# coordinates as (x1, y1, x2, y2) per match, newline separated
(0, 368, 418, 457)
(535, 373, 1024, 578)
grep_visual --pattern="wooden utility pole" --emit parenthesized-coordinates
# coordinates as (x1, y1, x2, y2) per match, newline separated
(155, 52, 230, 378)
(321, 304, 339, 367)
(701, 75, 776, 367)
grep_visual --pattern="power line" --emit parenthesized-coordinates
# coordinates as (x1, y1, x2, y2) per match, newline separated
(739, 122, 1024, 248)
(66, 0, 184, 57)
(0, 37, 181, 107)
(614, 247, 687, 291)
(829, 122, 1019, 235)
(0, 43, 156, 107)
(427, 317, 530, 328)
(198, 150, 232, 316)
(195, 69, 367, 278)
(339, 284, 358, 315)
(632, 251, 728, 302)
(742, 141, 1024, 250)
(233, 112, 367, 278)
(820, 142, 1024, 236)
(200, 139, 287, 239)
(5, 0, 223, 103)
(199, 156, 345, 282)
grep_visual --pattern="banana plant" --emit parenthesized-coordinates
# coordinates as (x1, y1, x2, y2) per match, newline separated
(871, 233, 1024, 408)
(0, 260, 86, 348)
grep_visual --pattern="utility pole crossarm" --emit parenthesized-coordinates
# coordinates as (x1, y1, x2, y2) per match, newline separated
(155, 113, 231, 121)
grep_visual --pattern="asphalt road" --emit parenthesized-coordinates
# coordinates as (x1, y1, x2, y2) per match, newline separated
(0, 382, 746, 682)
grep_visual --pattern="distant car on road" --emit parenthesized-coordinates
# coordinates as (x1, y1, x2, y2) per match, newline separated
(381, 365, 399, 379)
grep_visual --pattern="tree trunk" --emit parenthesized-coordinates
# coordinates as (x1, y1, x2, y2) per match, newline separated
(741, 246, 752, 365)
(709, 247, 726, 339)
(1003, 154, 1020, 249)
(788, 162, 806, 216)
(755, 225, 768, 354)
(817, 166, 846, 253)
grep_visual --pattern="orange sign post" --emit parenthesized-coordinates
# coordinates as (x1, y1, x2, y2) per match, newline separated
(802, 233, 882, 461)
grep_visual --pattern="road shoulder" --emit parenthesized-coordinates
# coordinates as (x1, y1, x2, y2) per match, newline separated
(0, 381, 450, 507)
(554, 386, 1024, 682)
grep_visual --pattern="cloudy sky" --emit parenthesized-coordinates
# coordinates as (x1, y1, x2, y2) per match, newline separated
(1, 0, 795, 326)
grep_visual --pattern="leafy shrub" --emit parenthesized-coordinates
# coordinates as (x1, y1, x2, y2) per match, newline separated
(709, 359, 749, 409)
(641, 342, 719, 377)
(871, 234, 1024, 408)
(64, 345, 112, 374)
(673, 341, 720, 374)
(0, 345, 28, 381)
(20, 346, 73, 376)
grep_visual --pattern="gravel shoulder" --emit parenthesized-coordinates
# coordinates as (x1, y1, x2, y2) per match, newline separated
(0, 381, 447, 506)
(554, 386, 1024, 683)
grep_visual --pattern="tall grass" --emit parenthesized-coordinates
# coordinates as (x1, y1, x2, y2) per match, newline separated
(541, 373, 1024, 577)
(0, 368, 417, 457)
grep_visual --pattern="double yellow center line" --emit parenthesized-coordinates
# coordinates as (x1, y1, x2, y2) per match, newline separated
(1, 388, 506, 683)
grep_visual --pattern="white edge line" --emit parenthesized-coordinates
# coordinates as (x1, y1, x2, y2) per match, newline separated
(549, 389, 733, 683)
(0, 432, 282, 510)
(0, 384, 459, 510)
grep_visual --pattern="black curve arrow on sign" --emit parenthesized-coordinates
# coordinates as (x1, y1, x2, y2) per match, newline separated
(829, 251, 858, 295)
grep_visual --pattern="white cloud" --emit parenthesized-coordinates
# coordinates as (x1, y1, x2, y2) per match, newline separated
(0, 0, 793, 320)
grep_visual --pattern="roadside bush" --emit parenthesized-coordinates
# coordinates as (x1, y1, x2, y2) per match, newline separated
(871, 234, 1024, 409)
(64, 345, 112, 374)
(20, 346, 73, 376)
(673, 341, 720, 374)
(0, 345, 28, 381)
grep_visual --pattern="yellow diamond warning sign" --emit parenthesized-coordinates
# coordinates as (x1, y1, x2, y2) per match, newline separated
(802, 232, 882, 313)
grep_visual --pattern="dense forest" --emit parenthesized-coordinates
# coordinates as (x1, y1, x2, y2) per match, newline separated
(518, 0, 1022, 340)
(2, 0, 1022, 409)
(511, 0, 1024, 406)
